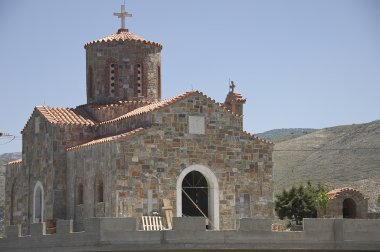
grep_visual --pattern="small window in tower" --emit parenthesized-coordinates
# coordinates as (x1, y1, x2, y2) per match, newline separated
(87, 66, 94, 99)
(157, 65, 161, 99)
(135, 63, 143, 97)
(108, 61, 118, 97)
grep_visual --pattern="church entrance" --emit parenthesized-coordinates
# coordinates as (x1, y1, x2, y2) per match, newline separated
(182, 171, 209, 218)
(343, 198, 356, 218)
(176, 165, 220, 230)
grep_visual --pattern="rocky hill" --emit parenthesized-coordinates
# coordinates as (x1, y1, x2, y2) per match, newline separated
(257, 128, 317, 143)
(271, 120, 380, 212)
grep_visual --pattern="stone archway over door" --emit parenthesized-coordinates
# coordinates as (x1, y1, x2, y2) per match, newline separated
(33, 181, 44, 223)
(343, 198, 356, 218)
(176, 165, 219, 230)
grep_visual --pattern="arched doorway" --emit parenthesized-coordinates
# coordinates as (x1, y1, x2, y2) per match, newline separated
(182, 171, 209, 218)
(10, 180, 16, 225)
(343, 198, 356, 218)
(176, 165, 219, 230)
(33, 181, 44, 223)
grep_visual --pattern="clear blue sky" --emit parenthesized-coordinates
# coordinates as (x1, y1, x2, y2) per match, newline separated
(0, 0, 379, 154)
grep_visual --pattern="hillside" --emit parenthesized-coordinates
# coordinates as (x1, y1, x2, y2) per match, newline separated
(272, 120, 380, 212)
(257, 128, 317, 143)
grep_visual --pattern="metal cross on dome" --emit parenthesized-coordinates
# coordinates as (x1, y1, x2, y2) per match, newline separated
(113, 3, 132, 30)
(229, 80, 236, 93)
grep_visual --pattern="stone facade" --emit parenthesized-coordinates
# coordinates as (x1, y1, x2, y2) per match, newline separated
(66, 93, 274, 230)
(325, 187, 368, 219)
(4, 15, 274, 234)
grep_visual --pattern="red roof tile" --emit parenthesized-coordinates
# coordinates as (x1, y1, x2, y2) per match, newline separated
(78, 100, 151, 111)
(227, 91, 246, 103)
(36, 106, 97, 126)
(67, 127, 145, 151)
(100, 91, 198, 125)
(84, 29, 162, 49)
(22, 106, 97, 133)
(327, 187, 366, 200)
(7, 159, 22, 166)
(242, 130, 274, 145)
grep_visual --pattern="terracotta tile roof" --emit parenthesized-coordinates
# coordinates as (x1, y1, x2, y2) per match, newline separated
(241, 130, 274, 145)
(78, 100, 151, 111)
(36, 106, 97, 126)
(327, 187, 366, 200)
(7, 159, 22, 166)
(227, 91, 246, 103)
(67, 128, 145, 151)
(84, 29, 162, 49)
(100, 91, 198, 125)
(22, 106, 97, 133)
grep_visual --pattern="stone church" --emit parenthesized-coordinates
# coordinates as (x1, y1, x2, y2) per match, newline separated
(5, 5, 274, 233)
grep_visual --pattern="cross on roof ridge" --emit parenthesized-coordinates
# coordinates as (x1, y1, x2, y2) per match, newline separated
(113, 4, 132, 30)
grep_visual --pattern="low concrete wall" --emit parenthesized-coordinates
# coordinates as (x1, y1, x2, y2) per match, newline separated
(0, 218, 379, 252)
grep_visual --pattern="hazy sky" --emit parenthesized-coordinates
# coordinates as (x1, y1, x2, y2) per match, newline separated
(0, 0, 379, 154)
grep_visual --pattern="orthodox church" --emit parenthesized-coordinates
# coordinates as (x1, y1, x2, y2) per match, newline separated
(5, 5, 274, 233)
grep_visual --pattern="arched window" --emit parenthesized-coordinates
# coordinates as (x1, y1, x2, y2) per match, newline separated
(77, 183, 84, 205)
(96, 180, 104, 203)
(106, 60, 118, 97)
(33, 181, 44, 223)
(157, 65, 161, 99)
(87, 66, 94, 99)
(10, 180, 16, 225)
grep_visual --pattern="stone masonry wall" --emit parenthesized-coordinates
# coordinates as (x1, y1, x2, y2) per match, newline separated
(67, 93, 274, 230)
(96, 113, 152, 137)
(4, 161, 27, 233)
(86, 40, 161, 104)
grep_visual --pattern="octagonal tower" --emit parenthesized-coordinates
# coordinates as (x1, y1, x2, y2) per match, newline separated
(84, 5, 162, 104)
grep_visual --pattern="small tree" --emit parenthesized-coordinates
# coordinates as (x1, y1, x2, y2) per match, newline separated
(275, 185, 317, 225)
(316, 191, 329, 216)
(377, 194, 380, 205)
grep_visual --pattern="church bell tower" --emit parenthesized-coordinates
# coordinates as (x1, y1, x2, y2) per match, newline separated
(84, 4, 162, 104)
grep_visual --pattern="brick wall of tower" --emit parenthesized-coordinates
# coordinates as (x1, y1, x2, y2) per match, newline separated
(86, 41, 161, 104)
